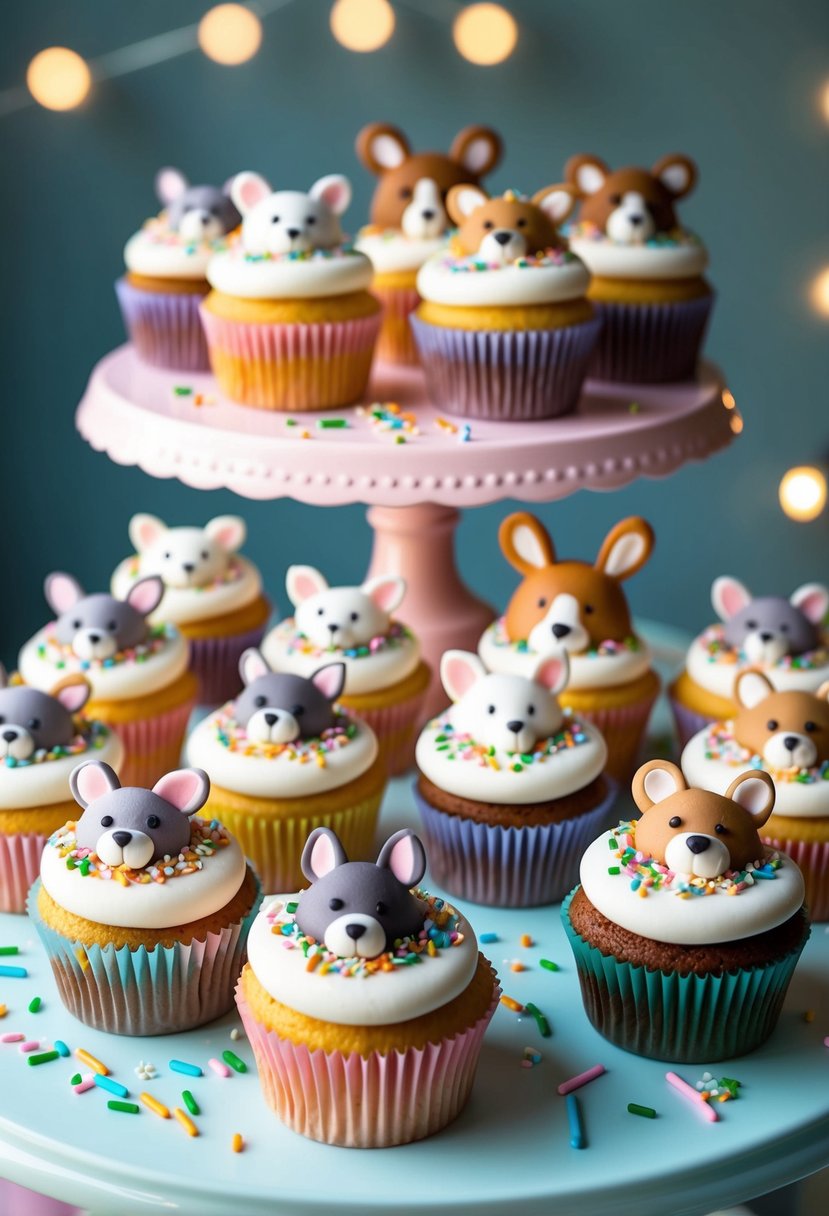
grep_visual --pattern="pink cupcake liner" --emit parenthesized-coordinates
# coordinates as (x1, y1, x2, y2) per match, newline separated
(345, 687, 428, 778)
(761, 832, 829, 922)
(187, 618, 268, 707)
(567, 692, 659, 785)
(0, 1181, 81, 1216)
(669, 693, 716, 751)
(236, 971, 499, 1147)
(0, 832, 49, 914)
(410, 314, 602, 420)
(588, 294, 714, 384)
(111, 695, 195, 788)
(115, 277, 210, 371)
(373, 283, 421, 364)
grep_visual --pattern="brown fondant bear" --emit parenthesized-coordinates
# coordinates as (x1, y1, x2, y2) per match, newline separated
(498, 512, 654, 654)
(445, 185, 578, 264)
(356, 123, 502, 240)
(733, 670, 829, 771)
(632, 759, 775, 877)
(564, 154, 697, 244)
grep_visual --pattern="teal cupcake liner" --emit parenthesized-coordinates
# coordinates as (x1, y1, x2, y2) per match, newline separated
(560, 888, 808, 1062)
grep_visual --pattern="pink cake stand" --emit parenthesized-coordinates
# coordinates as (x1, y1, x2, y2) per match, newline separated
(76, 345, 737, 716)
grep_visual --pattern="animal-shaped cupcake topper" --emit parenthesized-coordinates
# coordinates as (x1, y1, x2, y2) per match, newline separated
(297, 825, 426, 958)
(70, 761, 210, 869)
(228, 171, 352, 256)
(440, 649, 569, 754)
(154, 168, 240, 240)
(129, 514, 247, 590)
(733, 671, 829, 770)
(565, 154, 698, 244)
(235, 649, 345, 745)
(711, 577, 828, 665)
(498, 513, 655, 653)
(356, 123, 502, 240)
(286, 565, 406, 650)
(0, 665, 91, 762)
(447, 185, 577, 264)
(44, 573, 165, 661)
(632, 759, 775, 878)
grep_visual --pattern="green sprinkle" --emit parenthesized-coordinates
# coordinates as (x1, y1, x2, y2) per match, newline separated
(395, 434, 406, 444)
(608, 866, 620, 875)
(608, 838, 617, 849)
(70, 1072, 82, 1085)
(28, 1051, 59, 1066)
(629, 401, 640, 414)
(65, 857, 77, 870)
(285, 901, 298, 914)
(539, 959, 559, 972)
(79, 858, 90, 876)
(0, 946, 19, 956)
(511, 763, 523, 772)
(628, 1103, 656, 1118)
(182, 1090, 200, 1116)
(28, 996, 42, 1013)
(523, 1001, 551, 1038)
(173, 386, 193, 397)
(108, 1100, 139, 1114)
(317, 418, 348, 429)
(222, 1050, 247, 1074)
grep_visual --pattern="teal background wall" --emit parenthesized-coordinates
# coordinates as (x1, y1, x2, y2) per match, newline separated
(1, 0, 827, 664)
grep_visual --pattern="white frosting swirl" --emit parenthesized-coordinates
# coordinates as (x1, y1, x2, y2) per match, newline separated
(685, 625, 829, 701)
(262, 618, 420, 695)
(206, 244, 373, 299)
(478, 619, 652, 691)
(111, 555, 262, 627)
(18, 626, 189, 702)
(0, 727, 123, 811)
(124, 220, 229, 280)
(568, 228, 708, 280)
(356, 229, 447, 275)
(416, 249, 590, 309)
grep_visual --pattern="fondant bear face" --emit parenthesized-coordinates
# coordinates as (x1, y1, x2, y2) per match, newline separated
(498, 513, 654, 653)
(44, 573, 165, 661)
(129, 513, 246, 590)
(446, 185, 577, 264)
(711, 577, 827, 665)
(0, 666, 91, 762)
(565, 154, 698, 243)
(286, 565, 405, 650)
(356, 123, 502, 239)
(235, 649, 345, 745)
(440, 649, 569, 754)
(297, 826, 426, 958)
(154, 167, 240, 241)
(734, 671, 829, 770)
(70, 761, 210, 869)
(228, 171, 351, 256)
(632, 759, 775, 878)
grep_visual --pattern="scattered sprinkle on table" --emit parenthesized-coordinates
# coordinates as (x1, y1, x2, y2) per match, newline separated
(28, 996, 42, 1013)
(695, 1072, 741, 1101)
(54, 1040, 70, 1058)
(141, 1093, 170, 1119)
(170, 1058, 203, 1078)
(230, 1028, 243, 1041)
(69, 1072, 81, 1086)
(28, 1050, 59, 1066)
(0, 946, 20, 956)
(666, 1071, 718, 1123)
(500, 995, 523, 1013)
(95, 1075, 129, 1099)
(558, 1064, 606, 1096)
(628, 1103, 656, 1119)
(459, 424, 471, 443)
(135, 1060, 157, 1081)
(520, 934, 533, 948)
(0, 965, 27, 979)
(539, 959, 559, 972)
(222, 1050, 246, 1073)
(174, 1108, 199, 1137)
(524, 1002, 551, 1039)
(1, 1033, 25, 1044)
(232, 1133, 244, 1154)
(209, 1057, 231, 1078)
(522, 1047, 542, 1069)
(480, 933, 499, 944)
(73, 1074, 96, 1094)
(108, 1100, 139, 1115)
(317, 418, 348, 429)
(566, 1093, 586, 1149)
(804, 1009, 815, 1023)
(0, 1005, 6, 1019)
(182, 1090, 200, 1116)
(75, 1048, 108, 1076)
(172, 386, 192, 397)
(510, 961, 526, 973)
(20, 1040, 41, 1053)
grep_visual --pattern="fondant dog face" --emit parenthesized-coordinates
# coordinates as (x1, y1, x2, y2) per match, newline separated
(499, 513, 654, 653)
(734, 671, 829, 770)
(297, 826, 426, 958)
(566, 154, 697, 243)
(712, 577, 827, 664)
(154, 168, 240, 240)
(70, 761, 209, 869)
(0, 666, 91, 761)
(44, 573, 164, 661)
(440, 649, 569, 753)
(235, 649, 345, 744)
(356, 123, 502, 239)
(129, 514, 246, 590)
(286, 565, 405, 650)
(632, 760, 775, 877)
(229, 172, 352, 256)
(447, 185, 576, 263)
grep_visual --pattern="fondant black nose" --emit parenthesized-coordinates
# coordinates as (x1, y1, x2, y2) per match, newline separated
(199, 213, 210, 224)
(112, 831, 132, 848)
(2, 729, 17, 743)
(345, 923, 366, 940)
(760, 631, 774, 643)
(264, 712, 278, 727)
(287, 228, 301, 239)
(629, 214, 644, 226)
(422, 209, 436, 221)
(507, 720, 524, 734)
(493, 230, 512, 246)
(686, 835, 710, 854)
(182, 562, 195, 573)
(327, 622, 339, 634)
(551, 623, 571, 639)
(784, 736, 799, 751)
(88, 632, 101, 644)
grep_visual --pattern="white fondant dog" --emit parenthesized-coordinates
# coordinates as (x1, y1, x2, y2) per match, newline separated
(229, 172, 351, 256)
(440, 650, 570, 754)
(129, 514, 246, 589)
(286, 566, 406, 650)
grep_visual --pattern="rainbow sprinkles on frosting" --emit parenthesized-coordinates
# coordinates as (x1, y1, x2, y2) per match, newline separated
(47, 816, 231, 886)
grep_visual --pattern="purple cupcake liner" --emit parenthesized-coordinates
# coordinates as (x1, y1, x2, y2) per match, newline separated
(413, 777, 618, 907)
(410, 314, 602, 421)
(669, 693, 716, 751)
(116, 276, 210, 371)
(588, 293, 714, 384)
(187, 616, 269, 707)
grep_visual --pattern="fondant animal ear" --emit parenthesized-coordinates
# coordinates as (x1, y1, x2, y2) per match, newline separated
(239, 647, 270, 686)
(361, 574, 406, 615)
(734, 668, 776, 710)
(70, 760, 121, 810)
(440, 650, 486, 703)
(725, 769, 775, 826)
(152, 767, 210, 816)
(44, 572, 84, 615)
(155, 167, 188, 206)
(446, 183, 489, 225)
(310, 174, 351, 216)
(711, 576, 752, 622)
(594, 517, 654, 581)
(450, 125, 502, 177)
(498, 512, 556, 575)
(533, 183, 578, 227)
(817, 680, 829, 701)
(632, 759, 687, 813)
(50, 674, 92, 716)
(230, 171, 272, 216)
(204, 515, 246, 553)
(376, 829, 427, 889)
(301, 825, 348, 882)
(311, 662, 346, 702)
(286, 565, 329, 606)
(126, 576, 164, 618)
(564, 154, 611, 197)
(355, 122, 411, 174)
(790, 583, 829, 626)
(652, 153, 697, 199)
(129, 513, 167, 553)
(532, 652, 570, 696)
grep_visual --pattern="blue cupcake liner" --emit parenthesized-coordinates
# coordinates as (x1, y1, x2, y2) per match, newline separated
(116, 276, 210, 371)
(587, 293, 714, 384)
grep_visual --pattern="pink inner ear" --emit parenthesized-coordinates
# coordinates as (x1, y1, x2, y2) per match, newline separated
(48, 574, 81, 614)
(535, 656, 566, 694)
(312, 665, 344, 700)
(156, 167, 187, 205)
(718, 578, 750, 619)
(242, 651, 269, 684)
(127, 579, 162, 616)
(366, 577, 402, 614)
(133, 517, 165, 551)
(290, 569, 326, 602)
(316, 179, 348, 214)
(237, 174, 270, 211)
(152, 769, 205, 814)
(55, 682, 89, 714)
(210, 522, 243, 552)
(310, 832, 338, 878)
(796, 589, 828, 625)
(75, 763, 118, 806)
(443, 655, 480, 701)
(386, 835, 416, 885)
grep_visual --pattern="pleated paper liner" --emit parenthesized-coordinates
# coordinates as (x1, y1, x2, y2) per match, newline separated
(560, 888, 809, 1063)
(560, 674, 660, 785)
(186, 621, 268, 707)
(668, 689, 718, 751)
(103, 694, 196, 788)
(0, 832, 50, 913)
(340, 662, 431, 777)
(762, 829, 829, 922)
(28, 873, 261, 1036)
(372, 282, 421, 364)
(115, 277, 210, 371)
(587, 293, 714, 384)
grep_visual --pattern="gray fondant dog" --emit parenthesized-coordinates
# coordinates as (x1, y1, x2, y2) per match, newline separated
(155, 167, 240, 241)
(712, 577, 829, 665)
(234, 648, 346, 744)
(0, 664, 91, 762)
(44, 572, 165, 661)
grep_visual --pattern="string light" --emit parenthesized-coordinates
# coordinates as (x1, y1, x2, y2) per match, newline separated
(198, 4, 263, 65)
(729, 412, 744, 435)
(26, 47, 91, 111)
(779, 466, 827, 522)
(330, 0, 395, 52)
(809, 267, 829, 317)
(721, 389, 736, 410)
(819, 80, 829, 124)
(453, 3, 517, 65)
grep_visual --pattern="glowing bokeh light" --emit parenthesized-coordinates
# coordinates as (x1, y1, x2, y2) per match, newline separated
(330, 0, 395, 52)
(453, 4, 517, 66)
(26, 47, 91, 111)
(779, 466, 827, 522)
(198, 4, 263, 65)
(810, 266, 829, 317)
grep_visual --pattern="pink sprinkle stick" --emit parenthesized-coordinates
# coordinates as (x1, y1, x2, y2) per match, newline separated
(1, 1033, 25, 1044)
(666, 1071, 719, 1123)
(72, 1073, 96, 1094)
(20, 1041, 41, 1053)
(208, 1057, 231, 1078)
(557, 1064, 606, 1096)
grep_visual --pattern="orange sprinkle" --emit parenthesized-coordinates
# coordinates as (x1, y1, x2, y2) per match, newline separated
(174, 1108, 199, 1137)
(232, 1132, 244, 1153)
(0, 1005, 7, 1019)
(500, 995, 524, 1012)
(141, 1092, 170, 1119)
(75, 1048, 108, 1076)
(113, 869, 128, 887)
(510, 962, 526, 973)
(637, 885, 648, 898)
(520, 934, 533, 948)
(306, 952, 321, 973)
(718, 1093, 731, 1102)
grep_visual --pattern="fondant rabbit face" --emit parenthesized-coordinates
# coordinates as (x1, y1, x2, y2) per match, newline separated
(129, 514, 246, 590)
(440, 650, 569, 754)
(286, 565, 406, 649)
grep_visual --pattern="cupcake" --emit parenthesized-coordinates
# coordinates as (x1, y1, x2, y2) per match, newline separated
(111, 512, 270, 706)
(564, 153, 713, 382)
(411, 185, 599, 420)
(479, 512, 659, 782)
(682, 670, 829, 920)
(29, 761, 260, 1035)
(116, 167, 240, 371)
(18, 572, 197, 788)
(0, 668, 123, 913)
(563, 760, 809, 1062)
(669, 576, 829, 748)
(354, 122, 502, 364)
(201, 171, 381, 411)
(186, 649, 386, 893)
(414, 649, 614, 907)
(262, 565, 429, 775)
(237, 825, 499, 1147)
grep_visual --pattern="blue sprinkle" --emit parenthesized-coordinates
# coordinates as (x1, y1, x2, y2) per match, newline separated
(0, 965, 28, 978)
(630, 877, 642, 891)
(94, 1074, 129, 1098)
(54, 1040, 70, 1057)
(169, 1059, 203, 1077)
(479, 933, 499, 944)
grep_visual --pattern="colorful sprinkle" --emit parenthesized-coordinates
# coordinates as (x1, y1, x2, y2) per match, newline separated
(108, 1100, 139, 1115)
(95, 1075, 129, 1099)
(169, 1059, 203, 1078)
(0, 965, 27, 979)
(666, 1071, 718, 1122)
(1, 1033, 24, 1043)
(222, 1050, 246, 1074)
(27, 1050, 59, 1066)
(209, 1057, 231, 1078)
(54, 1040, 70, 1057)
(28, 996, 42, 1013)
(0, 946, 20, 955)
(174, 1108, 199, 1137)
(499, 995, 524, 1013)
(520, 934, 533, 948)
(558, 1064, 606, 1096)
(231, 1132, 244, 1153)
(73, 1074, 96, 1094)
(317, 418, 348, 429)
(479, 933, 499, 944)
(75, 1048, 108, 1076)
(20, 1041, 41, 1053)
(182, 1090, 200, 1116)
(140, 1093, 170, 1119)
(539, 959, 559, 972)
(69, 1073, 81, 1085)
(566, 1093, 586, 1150)
(134, 1060, 157, 1081)
(628, 1103, 656, 1119)
(229, 1028, 243, 1042)
(524, 1002, 551, 1038)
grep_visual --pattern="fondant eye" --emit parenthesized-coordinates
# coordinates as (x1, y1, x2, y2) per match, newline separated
(0, 716, 4, 725)
(746, 619, 758, 629)
(527, 705, 535, 716)
(290, 704, 305, 717)
(537, 598, 547, 609)
(715, 823, 728, 834)
(271, 215, 281, 224)
(805, 721, 817, 732)
(376, 901, 388, 915)
(107, 620, 117, 631)
(72, 619, 82, 629)
(609, 193, 622, 206)
(483, 220, 494, 230)
(584, 604, 595, 615)
(27, 718, 41, 730)
(306, 215, 317, 225)
(516, 217, 527, 227)
(100, 815, 113, 828)
(254, 695, 267, 708)
(766, 719, 778, 731)
(201, 550, 209, 560)
(317, 607, 325, 615)
(163, 552, 172, 561)
(147, 814, 161, 829)
(780, 623, 789, 632)
(487, 705, 496, 714)
(350, 612, 359, 622)
(329, 897, 344, 911)
(668, 816, 682, 828)
(399, 187, 412, 199)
